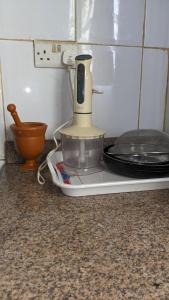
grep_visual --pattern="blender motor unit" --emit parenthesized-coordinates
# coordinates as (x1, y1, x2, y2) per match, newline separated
(59, 54, 105, 173)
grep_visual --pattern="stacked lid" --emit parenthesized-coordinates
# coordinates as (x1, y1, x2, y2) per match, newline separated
(104, 129, 169, 178)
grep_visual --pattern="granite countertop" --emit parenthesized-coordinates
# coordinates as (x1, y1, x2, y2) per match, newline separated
(1, 164, 169, 299)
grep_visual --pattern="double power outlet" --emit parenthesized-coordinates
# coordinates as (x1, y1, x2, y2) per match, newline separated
(34, 40, 78, 68)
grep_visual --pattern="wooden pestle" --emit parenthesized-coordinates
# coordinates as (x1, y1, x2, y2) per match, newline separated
(7, 104, 23, 127)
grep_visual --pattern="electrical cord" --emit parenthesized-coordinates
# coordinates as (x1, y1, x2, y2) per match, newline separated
(37, 119, 72, 185)
(37, 65, 75, 185)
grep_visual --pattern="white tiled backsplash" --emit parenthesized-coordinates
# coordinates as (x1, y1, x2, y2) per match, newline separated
(0, 0, 169, 160)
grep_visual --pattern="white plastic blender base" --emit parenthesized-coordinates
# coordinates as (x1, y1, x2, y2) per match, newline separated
(47, 151, 169, 197)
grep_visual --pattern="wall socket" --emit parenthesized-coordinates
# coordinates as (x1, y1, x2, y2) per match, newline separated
(34, 40, 78, 68)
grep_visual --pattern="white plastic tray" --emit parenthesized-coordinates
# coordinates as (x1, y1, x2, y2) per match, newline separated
(47, 151, 169, 197)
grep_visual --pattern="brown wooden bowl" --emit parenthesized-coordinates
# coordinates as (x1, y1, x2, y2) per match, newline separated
(11, 122, 47, 171)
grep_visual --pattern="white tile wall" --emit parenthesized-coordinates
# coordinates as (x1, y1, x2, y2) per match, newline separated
(0, 41, 142, 139)
(77, 0, 145, 46)
(0, 0, 75, 41)
(139, 49, 168, 130)
(0, 0, 169, 162)
(0, 41, 72, 139)
(145, 0, 169, 48)
(0, 64, 5, 159)
(78, 45, 142, 136)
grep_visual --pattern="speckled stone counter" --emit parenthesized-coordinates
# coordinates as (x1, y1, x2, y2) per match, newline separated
(1, 165, 169, 299)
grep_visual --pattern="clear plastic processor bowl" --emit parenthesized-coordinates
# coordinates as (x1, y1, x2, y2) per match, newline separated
(61, 135, 104, 170)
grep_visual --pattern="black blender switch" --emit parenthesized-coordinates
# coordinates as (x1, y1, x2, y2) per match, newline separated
(75, 54, 92, 61)
(77, 64, 85, 104)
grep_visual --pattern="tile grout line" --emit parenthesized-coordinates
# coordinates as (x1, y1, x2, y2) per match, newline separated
(0, 37, 169, 51)
(0, 60, 7, 161)
(0, 38, 33, 42)
(137, 49, 144, 129)
(74, 0, 77, 42)
(137, 0, 147, 129)
(33, 40, 36, 68)
(163, 49, 169, 131)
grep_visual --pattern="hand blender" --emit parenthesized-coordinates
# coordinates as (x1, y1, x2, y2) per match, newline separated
(60, 54, 105, 175)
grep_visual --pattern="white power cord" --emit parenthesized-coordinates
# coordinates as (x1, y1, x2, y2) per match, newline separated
(37, 50, 76, 185)
(37, 56, 75, 185)
(37, 119, 72, 185)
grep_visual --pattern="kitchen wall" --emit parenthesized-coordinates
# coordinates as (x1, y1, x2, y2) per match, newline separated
(0, 0, 169, 163)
